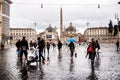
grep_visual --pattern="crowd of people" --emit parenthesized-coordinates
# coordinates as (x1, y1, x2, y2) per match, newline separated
(15, 36, 63, 65)
(15, 36, 101, 66)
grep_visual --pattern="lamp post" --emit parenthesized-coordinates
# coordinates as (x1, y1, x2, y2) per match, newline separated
(0, 21, 2, 42)
(118, 2, 120, 41)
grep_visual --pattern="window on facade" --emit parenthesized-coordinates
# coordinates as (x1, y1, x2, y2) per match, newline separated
(46, 35, 52, 39)
(87, 32, 88, 35)
(102, 30, 103, 34)
(43, 36, 45, 39)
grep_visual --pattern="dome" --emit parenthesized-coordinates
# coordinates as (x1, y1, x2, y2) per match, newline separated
(66, 22, 76, 32)
(46, 24, 54, 32)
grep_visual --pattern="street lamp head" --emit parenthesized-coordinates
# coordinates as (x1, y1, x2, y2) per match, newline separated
(118, 2, 120, 4)
(98, 4, 100, 8)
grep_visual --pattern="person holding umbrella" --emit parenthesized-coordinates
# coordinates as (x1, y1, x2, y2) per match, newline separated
(67, 38, 76, 43)
(68, 41, 75, 63)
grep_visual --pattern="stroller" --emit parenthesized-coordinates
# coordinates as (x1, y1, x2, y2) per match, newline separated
(27, 47, 38, 65)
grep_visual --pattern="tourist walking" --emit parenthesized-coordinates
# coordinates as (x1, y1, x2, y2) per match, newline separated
(15, 39, 21, 51)
(37, 37, 45, 63)
(15, 39, 21, 58)
(68, 42, 75, 63)
(57, 40, 62, 53)
(86, 38, 97, 67)
(46, 41, 50, 60)
(43, 41, 46, 57)
(116, 40, 119, 51)
(95, 40, 100, 52)
(52, 42, 56, 50)
(29, 40, 34, 47)
(95, 40, 100, 57)
(20, 37, 29, 62)
(1, 41, 5, 50)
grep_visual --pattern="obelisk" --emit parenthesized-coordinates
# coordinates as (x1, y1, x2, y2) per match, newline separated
(60, 7, 63, 40)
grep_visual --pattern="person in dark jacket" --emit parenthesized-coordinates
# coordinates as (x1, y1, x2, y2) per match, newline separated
(15, 39, 21, 59)
(91, 38, 97, 60)
(37, 37, 45, 63)
(95, 40, 101, 57)
(52, 42, 56, 50)
(116, 40, 119, 51)
(20, 36, 29, 62)
(15, 39, 21, 51)
(86, 41, 93, 59)
(88, 38, 97, 65)
(46, 41, 50, 60)
(68, 42, 75, 63)
(57, 40, 62, 53)
(95, 40, 100, 51)
(29, 40, 34, 47)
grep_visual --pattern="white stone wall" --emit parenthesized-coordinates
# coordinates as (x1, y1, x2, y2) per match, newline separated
(9, 28, 37, 43)
(84, 27, 110, 40)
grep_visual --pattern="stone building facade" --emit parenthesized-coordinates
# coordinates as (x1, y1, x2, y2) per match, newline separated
(9, 28, 37, 43)
(37, 24, 58, 44)
(61, 22, 80, 43)
(84, 27, 119, 42)
(0, 0, 12, 42)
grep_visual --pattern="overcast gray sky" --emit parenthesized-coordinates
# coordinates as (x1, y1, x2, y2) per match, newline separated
(10, 0, 120, 34)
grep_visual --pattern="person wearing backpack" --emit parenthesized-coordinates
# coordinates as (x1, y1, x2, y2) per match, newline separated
(86, 42, 93, 59)
(37, 37, 45, 63)
(86, 38, 96, 65)
(20, 36, 29, 62)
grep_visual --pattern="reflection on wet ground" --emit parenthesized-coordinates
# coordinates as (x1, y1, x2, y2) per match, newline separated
(0, 43, 120, 80)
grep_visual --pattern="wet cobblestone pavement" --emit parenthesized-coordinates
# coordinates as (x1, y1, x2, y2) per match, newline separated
(0, 43, 120, 80)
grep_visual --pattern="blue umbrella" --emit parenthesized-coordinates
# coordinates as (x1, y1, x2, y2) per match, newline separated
(66, 38, 77, 42)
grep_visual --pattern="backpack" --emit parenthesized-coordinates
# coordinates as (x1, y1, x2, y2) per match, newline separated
(87, 45, 93, 53)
